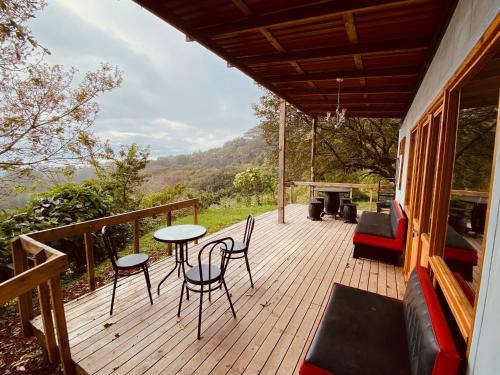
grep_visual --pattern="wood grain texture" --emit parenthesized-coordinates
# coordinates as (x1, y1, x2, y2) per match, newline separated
(30, 205, 405, 375)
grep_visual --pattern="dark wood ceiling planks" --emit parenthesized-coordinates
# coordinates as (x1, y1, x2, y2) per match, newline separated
(133, 0, 457, 118)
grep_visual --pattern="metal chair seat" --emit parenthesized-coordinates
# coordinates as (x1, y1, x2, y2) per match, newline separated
(116, 253, 149, 269)
(186, 265, 221, 285)
(220, 240, 247, 253)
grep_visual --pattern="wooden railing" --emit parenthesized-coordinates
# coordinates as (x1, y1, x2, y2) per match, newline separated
(0, 235, 73, 373)
(0, 198, 198, 375)
(429, 255, 473, 343)
(286, 181, 394, 211)
(28, 198, 198, 291)
(451, 189, 489, 198)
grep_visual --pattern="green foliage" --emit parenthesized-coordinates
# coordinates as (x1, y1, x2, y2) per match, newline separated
(0, 180, 127, 280)
(453, 106, 497, 190)
(254, 90, 400, 180)
(99, 143, 150, 211)
(234, 167, 277, 205)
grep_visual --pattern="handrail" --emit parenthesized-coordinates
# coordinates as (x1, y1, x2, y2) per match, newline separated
(0, 235, 73, 373)
(451, 189, 488, 198)
(286, 180, 394, 211)
(429, 255, 473, 343)
(0, 198, 199, 374)
(28, 198, 198, 291)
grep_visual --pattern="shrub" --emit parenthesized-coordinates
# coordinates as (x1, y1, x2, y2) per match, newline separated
(0, 180, 129, 280)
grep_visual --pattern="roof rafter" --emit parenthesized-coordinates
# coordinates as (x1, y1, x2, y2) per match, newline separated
(239, 38, 428, 65)
(285, 86, 414, 95)
(270, 66, 419, 83)
(200, 0, 416, 38)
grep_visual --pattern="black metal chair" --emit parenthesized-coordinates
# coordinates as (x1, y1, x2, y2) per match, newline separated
(177, 237, 236, 339)
(220, 214, 255, 288)
(101, 226, 153, 315)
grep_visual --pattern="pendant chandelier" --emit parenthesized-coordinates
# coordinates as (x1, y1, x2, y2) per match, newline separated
(326, 78, 347, 128)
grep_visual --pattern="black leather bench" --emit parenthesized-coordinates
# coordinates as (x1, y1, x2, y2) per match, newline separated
(299, 266, 461, 375)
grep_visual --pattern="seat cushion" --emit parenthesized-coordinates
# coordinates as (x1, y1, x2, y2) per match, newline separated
(116, 253, 149, 269)
(186, 264, 221, 285)
(444, 225, 477, 264)
(300, 284, 411, 375)
(355, 211, 393, 238)
(403, 267, 460, 375)
(220, 240, 247, 253)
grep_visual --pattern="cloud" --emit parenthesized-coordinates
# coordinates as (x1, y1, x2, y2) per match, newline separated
(28, 0, 262, 156)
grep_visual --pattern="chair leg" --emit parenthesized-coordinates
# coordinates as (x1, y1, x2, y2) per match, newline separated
(198, 286, 204, 340)
(222, 280, 236, 318)
(244, 253, 254, 288)
(143, 266, 153, 305)
(177, 281, 185, 317)
(110, 273, 118, 315)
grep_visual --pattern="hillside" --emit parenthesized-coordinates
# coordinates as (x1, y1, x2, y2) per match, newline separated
(145, 126, 269, 192)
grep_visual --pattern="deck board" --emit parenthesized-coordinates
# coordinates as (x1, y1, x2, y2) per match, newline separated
(32, 204, 406, 375)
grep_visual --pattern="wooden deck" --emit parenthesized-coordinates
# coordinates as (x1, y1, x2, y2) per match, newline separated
(32, 204, 406, 375)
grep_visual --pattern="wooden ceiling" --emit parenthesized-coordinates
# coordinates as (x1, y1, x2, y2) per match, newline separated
(133, 0, 457, 119)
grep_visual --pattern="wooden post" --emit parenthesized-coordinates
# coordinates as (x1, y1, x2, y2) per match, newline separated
(350, 188, 353, 199)
(278, 99, 287, 224)
(48, 276, 74, 375)
(193, 204, 199, 244)
(133, 220, 140, 253)
(369, 189, 373, 211)
(12, 239, 32, 336)
(166, 211, 172, 255)
(290, 185, 294, 204)
(34, 252, 59, 364)
(310, 117, 317, 200)
(84, 232, 95, 291)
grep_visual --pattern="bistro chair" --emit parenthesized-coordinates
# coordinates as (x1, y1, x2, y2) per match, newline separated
(220, 214, 255, 288)
(101, 226, 153, 315)
(177, 237, 236, 339)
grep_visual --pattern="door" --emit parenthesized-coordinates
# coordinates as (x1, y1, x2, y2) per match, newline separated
(403, 108, 442, 279)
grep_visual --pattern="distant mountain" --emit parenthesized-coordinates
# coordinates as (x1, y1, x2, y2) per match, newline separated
(145, 126, 269, 192)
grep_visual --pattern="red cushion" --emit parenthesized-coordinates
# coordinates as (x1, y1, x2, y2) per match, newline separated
(352, 232, 403, 251)
(353, 200, 407, 252)
(299, 362, 334, 375)
(415, 266, 461, 375)
(444, 247, 478, 264)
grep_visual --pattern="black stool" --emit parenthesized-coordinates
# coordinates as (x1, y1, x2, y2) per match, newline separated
(308, 199, 323, 221)
(340, 197, 352, 217)
(343, 203, 358, 224)
(449, 207, 468, 235)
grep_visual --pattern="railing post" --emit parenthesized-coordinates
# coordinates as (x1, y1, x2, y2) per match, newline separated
(278, 99, 287, 224)
(34, 252, 59, 364)
(84, 232, 95, 291)
(369, 189, 373, 211)
(166, 211, 172, 255)
(290, 185, 294, 204)
(193, 203, 199, 244)
(12, 238, 32, 336)
(48, 276, 74, 375)
(133, 220, 140, 254)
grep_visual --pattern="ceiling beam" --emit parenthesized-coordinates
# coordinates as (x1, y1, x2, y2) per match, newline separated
(298, 98, 408, 105)
(311, 110, 404, 118)
(238, 38, 428, 65)
(200, 0, 415, 38)
(284, 86, 414, 95)
(270, 66, 419, 83)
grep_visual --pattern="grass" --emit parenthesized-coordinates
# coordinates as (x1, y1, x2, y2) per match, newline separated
(61, 204, 278, 292)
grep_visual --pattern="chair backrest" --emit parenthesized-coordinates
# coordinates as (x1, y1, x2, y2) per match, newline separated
(403, 266, 460, 375)
(243, 215, 255, 248)
(197, 237, 234, 283)
(101, 226, 118, 270)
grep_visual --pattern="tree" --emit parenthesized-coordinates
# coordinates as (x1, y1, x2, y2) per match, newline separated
(453, 105, 497, 190)
(100, 143, 150, 211)
(0, 0, 123, 192)
(234, 167, 265, 205)
(254, 90, 400, 180)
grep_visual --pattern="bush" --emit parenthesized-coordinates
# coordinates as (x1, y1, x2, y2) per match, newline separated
(0, 180, 129, 280)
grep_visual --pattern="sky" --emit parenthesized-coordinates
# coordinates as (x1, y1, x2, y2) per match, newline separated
(29, 0, 263, 158)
